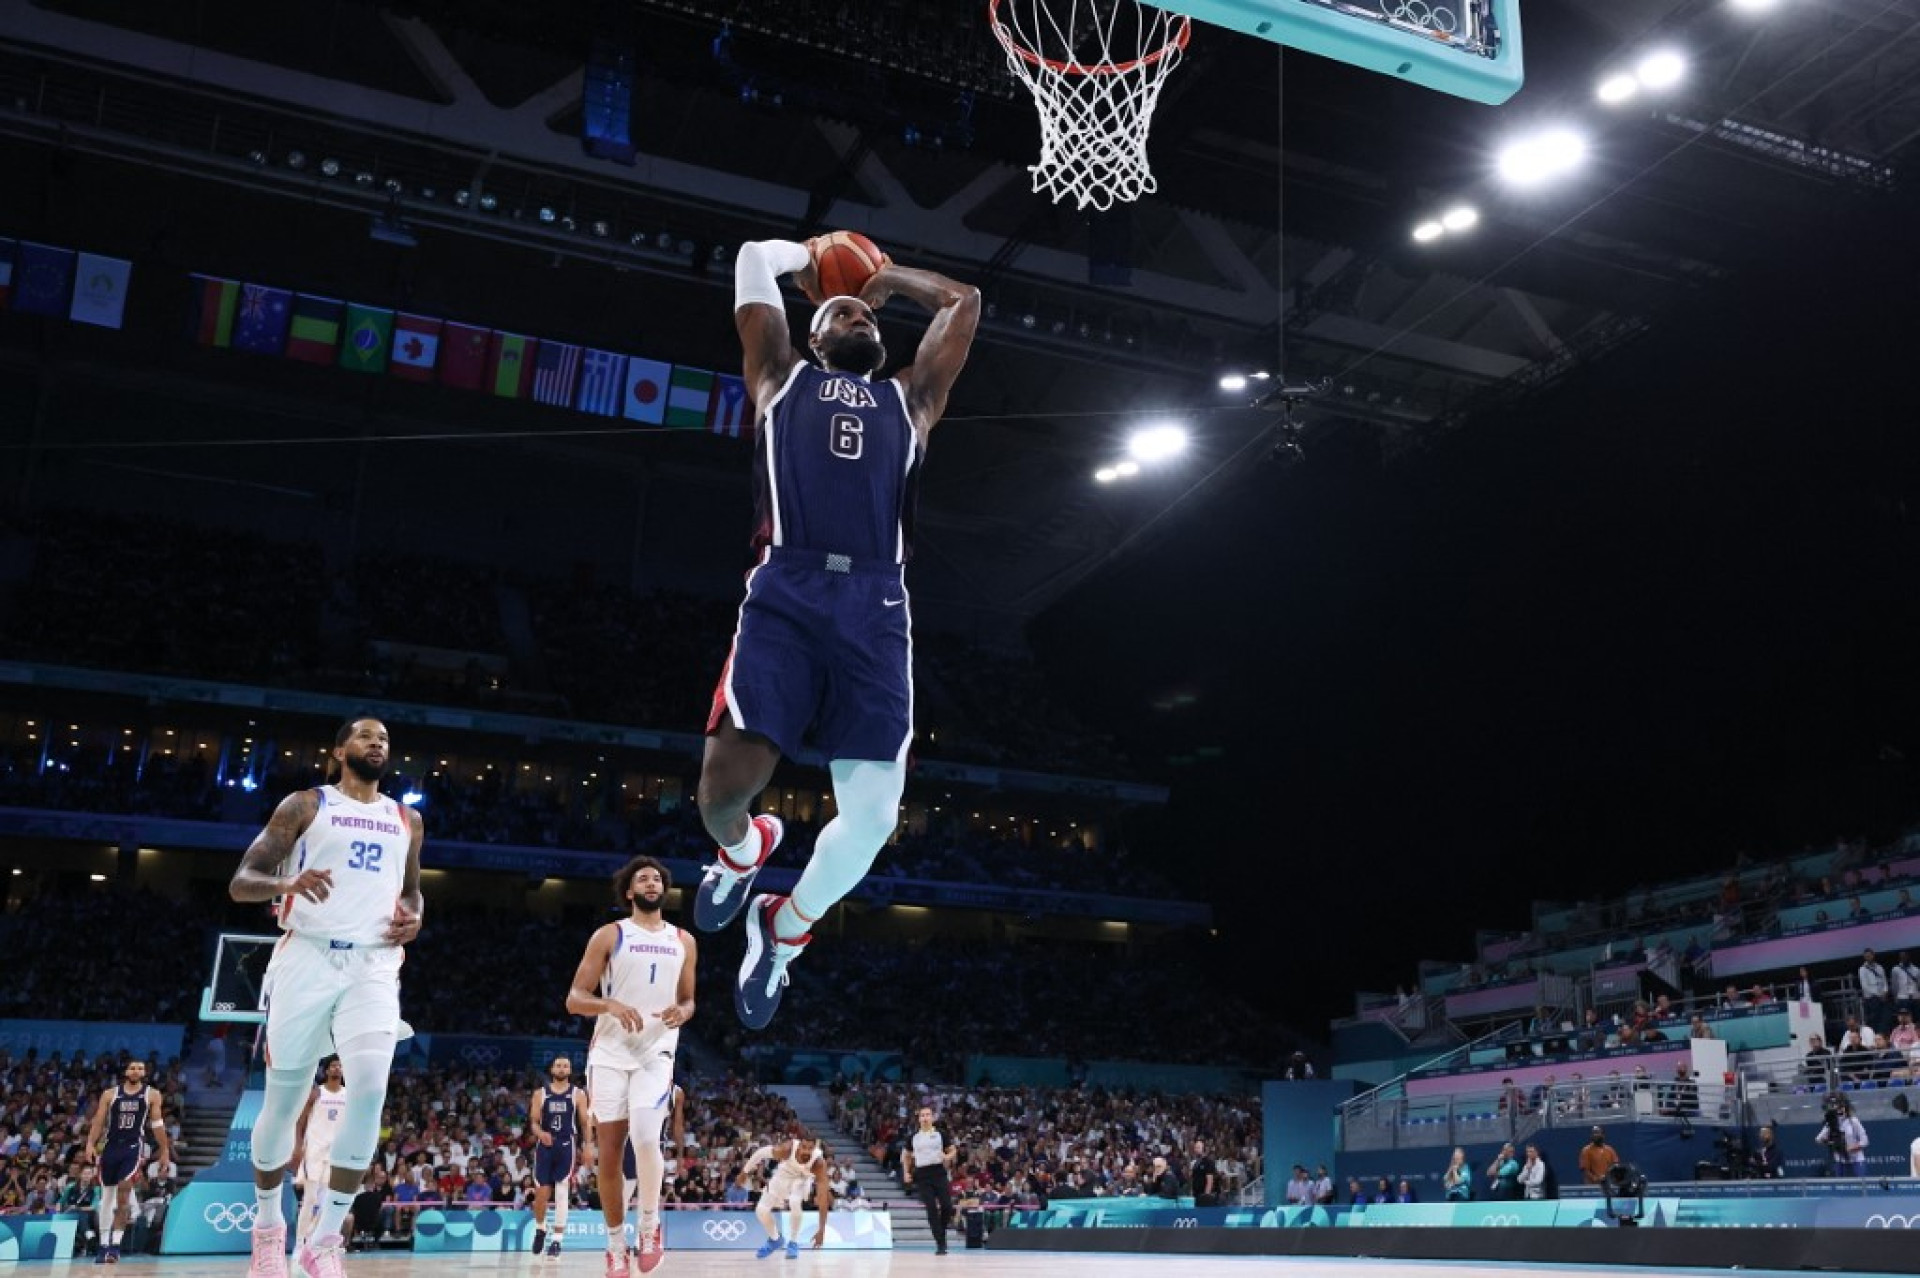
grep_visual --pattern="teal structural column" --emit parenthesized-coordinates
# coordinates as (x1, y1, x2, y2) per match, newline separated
(1261, 1078, 1359, 1207)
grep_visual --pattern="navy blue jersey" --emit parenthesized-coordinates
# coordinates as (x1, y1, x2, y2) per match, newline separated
(104, 1086, 149, 1159)
(539, 1085, 578, 1150)
(752, 363, 922, 563)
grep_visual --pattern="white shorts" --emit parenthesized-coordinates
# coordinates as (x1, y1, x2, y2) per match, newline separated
(264, 933, 404, 1070)
(586, 1054, 675, 1124)
(763, 1171, 810, 1208)
(298, 1153, 332, 1187)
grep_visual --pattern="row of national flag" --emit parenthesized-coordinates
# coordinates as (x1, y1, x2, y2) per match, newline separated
(188, 275, 754, 435)
(0, 238, 134, 329)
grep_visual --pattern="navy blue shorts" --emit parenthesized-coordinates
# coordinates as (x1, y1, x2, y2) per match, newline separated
(533, 1144, 574, 1187)
(100, 1146, 140, 1188)
(708, 550, 912, 764)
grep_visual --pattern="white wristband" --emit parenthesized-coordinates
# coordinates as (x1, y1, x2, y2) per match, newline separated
(735, 240, 811, 311)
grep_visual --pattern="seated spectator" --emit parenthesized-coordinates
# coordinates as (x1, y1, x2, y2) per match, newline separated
(1689, 1015, 1715, 1040)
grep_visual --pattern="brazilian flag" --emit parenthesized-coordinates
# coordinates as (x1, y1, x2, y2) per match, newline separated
(340, 303, 394, 374)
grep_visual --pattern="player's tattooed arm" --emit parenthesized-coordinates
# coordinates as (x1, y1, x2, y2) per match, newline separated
(229, 790, 322, 903)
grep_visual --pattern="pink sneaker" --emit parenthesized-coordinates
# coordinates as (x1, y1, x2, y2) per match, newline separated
(637, 1223, 664, 1274)
(605, 1246, 632, 1278)
(248, 1224, 289, 1278)
(295, 1232, 347, 1278)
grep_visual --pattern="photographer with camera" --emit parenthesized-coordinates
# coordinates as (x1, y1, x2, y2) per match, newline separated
(1813, 1094, 1869, 1176)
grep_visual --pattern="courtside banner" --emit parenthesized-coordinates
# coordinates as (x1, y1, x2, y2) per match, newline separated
(0, 1215, 79, 1261)
(162, 1090, 297, 1254)
(412, 1209, 892, 1253)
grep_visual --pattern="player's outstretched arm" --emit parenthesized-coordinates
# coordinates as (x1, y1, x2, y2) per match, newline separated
(811, 1163, 833, 1247)
(736, 240, 810, 408)
(231, 790, 322, 903)
(863, 264, 980, 433)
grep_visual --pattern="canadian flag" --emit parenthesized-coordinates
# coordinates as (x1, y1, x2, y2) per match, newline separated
(389, 313, 443, 383)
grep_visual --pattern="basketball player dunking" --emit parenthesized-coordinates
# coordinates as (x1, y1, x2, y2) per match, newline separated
(529, 1055, 593, 1261)
(740, 1134, 832, 1256)
(695, 237, 981, 1029)
(565, 856, 694, 1278)
(290, 1056, 348, 1248)
(230, 717, 424, 1278)
(82, 1058, 171, 1265)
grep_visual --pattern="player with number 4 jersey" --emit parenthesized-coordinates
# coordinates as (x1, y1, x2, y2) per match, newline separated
(696, 235, 980, 1032)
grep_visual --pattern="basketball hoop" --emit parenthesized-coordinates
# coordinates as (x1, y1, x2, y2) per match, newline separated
(988, 0, 1191, 211)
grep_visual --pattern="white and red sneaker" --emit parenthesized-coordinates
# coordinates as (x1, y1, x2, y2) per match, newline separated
(248, 1224, 289, 1278)
(695, 814, 783, 932)
(295, 1231, 347, 1278)
(637, 1222, 665, 1274)
(605, 1245, 632, 1278)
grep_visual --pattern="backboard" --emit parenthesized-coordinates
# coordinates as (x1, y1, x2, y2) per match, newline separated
(1166, 0, 1523, 104)
(198, 933, 278, 1024)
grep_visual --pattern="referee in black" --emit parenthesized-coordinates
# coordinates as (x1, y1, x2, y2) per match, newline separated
(902, 1104, 956, 1254)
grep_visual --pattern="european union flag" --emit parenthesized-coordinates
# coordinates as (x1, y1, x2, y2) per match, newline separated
(13, 242, 75, 317)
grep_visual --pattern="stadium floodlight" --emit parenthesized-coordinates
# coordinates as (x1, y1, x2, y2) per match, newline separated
(401, 790, 425, 806)
(1114, 459, 1142, 477)
(319, 158, 341, 178)
(1597, 72, 1639, 105)
(1635, 49, 1686, 90)
(1412, 220, 1444, 243)
(1219, 373, 1249, 392)
(1496, 128, 1587, 187)
(1442, 205, 1479, 231)
(1729, 0, 1776, 10)
(1126, 423, 1188, 462)
(538, 206, 558, 223)
(1094, 466, 1118, 483)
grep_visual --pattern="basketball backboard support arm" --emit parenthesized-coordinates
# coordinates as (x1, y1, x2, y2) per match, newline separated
(199, 933, 278, 1024)
(1161, 0, 1523, 105)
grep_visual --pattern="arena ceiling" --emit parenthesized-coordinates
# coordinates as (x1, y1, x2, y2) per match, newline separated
(1, 0, 1916, 634)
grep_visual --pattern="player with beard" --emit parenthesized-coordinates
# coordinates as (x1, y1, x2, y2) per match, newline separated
(82, 1058, 171, 1265)
(230, 717, 424, 1278)
(566, 856, 694, 1278)
(529, 1055, 592, 1260)
(695, 237, 980, 1030)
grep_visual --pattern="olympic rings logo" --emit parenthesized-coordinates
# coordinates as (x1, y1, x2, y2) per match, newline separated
(459, 1046, 502, 1064)
(1480, 1213, 1521, 1227)
(704, 1220, 749, 1241)
(1866, 1214, 1920, 1229)
(1378, 1, 1459, 34)
(203, 1203, 259, 1233)
(1171, 1217, 1198, 1228)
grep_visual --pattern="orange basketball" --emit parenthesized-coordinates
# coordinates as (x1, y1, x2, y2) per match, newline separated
(808, 231, 886, 303)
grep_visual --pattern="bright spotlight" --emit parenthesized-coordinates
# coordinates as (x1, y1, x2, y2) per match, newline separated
(1126, 424, 1188, 462)
(1635, 49, 1686, 90)
(1729, 0, 1775, 10)
(1411, 220, 1445, 243)
(1441, 205, 1479, 231)
(401, 790, 425, 806)
(1596, 73, 1639, 105)
(1496, 128, 1587, 187)
(1114, 459, 1141, 477)
(1219, 373, 1249, 392)
(1094, 467, 1118, 483)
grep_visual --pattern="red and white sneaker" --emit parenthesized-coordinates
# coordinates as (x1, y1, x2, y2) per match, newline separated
(637, 1222, 665, 1274)
(695, 814, 783, 932)
(295, 1232, 347, 1278)
(248, 1224, 289, 1278)
(604, 1245, 632, 1278)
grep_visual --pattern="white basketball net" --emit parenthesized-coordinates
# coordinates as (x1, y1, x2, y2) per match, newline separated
(989, 0, 1191, 211)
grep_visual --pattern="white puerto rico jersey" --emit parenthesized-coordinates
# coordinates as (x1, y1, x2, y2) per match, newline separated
(279, 786, 409, 946)
(306, 1086, 349, 1162)
(587, 920, 688, 1069)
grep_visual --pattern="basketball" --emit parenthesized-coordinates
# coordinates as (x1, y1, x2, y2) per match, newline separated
(807, 231, 887, 303)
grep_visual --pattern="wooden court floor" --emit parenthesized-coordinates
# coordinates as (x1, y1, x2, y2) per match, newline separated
(70, 1248, 1909, 1278)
